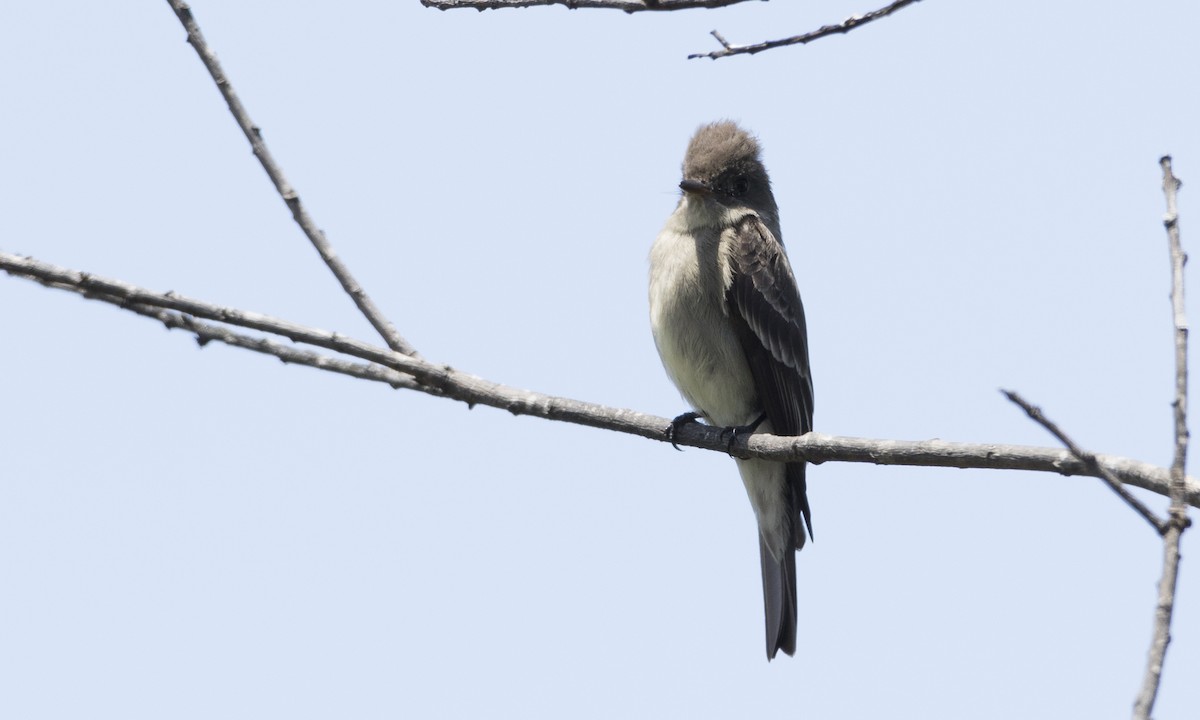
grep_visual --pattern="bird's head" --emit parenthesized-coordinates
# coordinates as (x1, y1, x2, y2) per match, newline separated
(679, 121, 778, 222)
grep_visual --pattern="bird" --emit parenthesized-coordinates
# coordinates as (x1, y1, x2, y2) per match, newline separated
(648, 121, 813, 660)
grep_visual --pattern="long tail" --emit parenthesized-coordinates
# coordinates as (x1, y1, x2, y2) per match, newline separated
(759, 535, 797, 660)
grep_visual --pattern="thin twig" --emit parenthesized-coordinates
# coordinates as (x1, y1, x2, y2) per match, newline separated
(1133, 156, 1191, 720)
(421, 0, 757, 11)
(119, 299, 428, 392)
(689, 0, 922, 60)
(1002, 390, 1167, 533)
(164, 1, 417, 357)
(5, 250, 1199, 507)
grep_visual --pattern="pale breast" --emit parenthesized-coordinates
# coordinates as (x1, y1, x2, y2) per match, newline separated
(649, 225, 760, 427)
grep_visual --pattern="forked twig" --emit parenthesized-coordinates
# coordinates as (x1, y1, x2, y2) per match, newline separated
(689, 0, 922, 60)
(1002, 390, 1167, 534)
(164, 1, 417, 357)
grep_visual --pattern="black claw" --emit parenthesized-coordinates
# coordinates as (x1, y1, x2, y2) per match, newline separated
(666, 411, 702, 451)
(722, 412, 767, 456)
(720, 426, 737, 455)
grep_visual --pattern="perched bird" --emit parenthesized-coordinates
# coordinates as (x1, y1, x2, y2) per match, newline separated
(649, 121, 813, 660)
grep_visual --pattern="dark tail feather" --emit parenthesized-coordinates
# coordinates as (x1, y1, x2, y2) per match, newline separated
(759, 536, 797, 660)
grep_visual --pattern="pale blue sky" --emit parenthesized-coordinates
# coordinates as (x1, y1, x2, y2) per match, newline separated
(2, 2, 1198, 718)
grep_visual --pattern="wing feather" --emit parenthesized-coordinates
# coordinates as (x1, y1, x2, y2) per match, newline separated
(725, 214, 814, 542)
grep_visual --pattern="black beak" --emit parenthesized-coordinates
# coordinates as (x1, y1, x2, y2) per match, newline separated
(679, 178, 712, 196)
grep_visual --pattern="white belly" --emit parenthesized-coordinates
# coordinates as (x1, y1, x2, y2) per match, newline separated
(649, 215, 791, 561)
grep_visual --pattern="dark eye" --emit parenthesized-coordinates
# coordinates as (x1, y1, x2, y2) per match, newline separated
(731, 176, 750, 197)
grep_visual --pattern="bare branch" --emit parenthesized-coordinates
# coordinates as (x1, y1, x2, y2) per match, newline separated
(5, 249, 1199, 508)
(1134, 155, 1191, 720)
(1003, 390, 1167, 534)
(163, 1, 417, 357)
(1162, 156, 1190, 503)
(689, 0, 923, 60)
(120, 300, 428, 392)
(421, 0, 758, 12)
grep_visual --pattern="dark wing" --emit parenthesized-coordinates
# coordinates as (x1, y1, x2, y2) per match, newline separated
(725, 214, 815, 542)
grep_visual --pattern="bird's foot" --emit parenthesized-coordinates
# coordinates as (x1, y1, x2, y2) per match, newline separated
(720, 412, 767, 457)
(666, 411, 702, 451)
